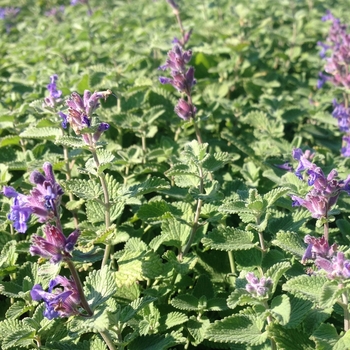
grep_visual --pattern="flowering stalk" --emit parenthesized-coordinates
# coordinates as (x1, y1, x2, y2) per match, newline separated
(166, 0, 192, 49)
(159, 44, 203, 144)
(59, 90, 113, 267)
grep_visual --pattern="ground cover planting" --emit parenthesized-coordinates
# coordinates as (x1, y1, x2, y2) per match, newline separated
(1, 0, 350, 349)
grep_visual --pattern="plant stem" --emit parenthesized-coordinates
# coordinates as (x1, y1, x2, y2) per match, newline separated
(263, 301, 277, 350)
(90, 147, 111, 267)
(324, 220, 329, 242)
(181, 166, 204, 257)
(67, 259, 93, 317)
(341, 289, 350, 331)
(228, 251, 236, 275)
(99, 330, 117, 350)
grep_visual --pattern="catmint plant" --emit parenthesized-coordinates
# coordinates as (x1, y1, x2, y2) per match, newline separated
(291, 148, 350, 241)
(0, 7, 20, 32)
(318, 11, 350, 156)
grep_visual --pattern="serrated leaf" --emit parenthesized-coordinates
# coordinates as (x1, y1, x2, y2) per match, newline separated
(311, 323, 350, 350)
(187, 316, 210, 345)
(267, 323, 315, 350)
(171, 294, 199, 311)
(265, 261, 291, 294)
(158, 312, 188, 332)
(115, 238, 163, 287)
(284, 295, 313, 329)
(5, 300, 31, 319)
(263, 187, 290, 207)
(64, 179, 102, 200)
(202, 152, 236, 172)
(128, 332, 185, 350)
(272, 230, 306, 257)
(119, 296, 156, 323)
(270, 294, 291, 326)
(202, 227, 256, 251)
(283, 275, 329, 302)
(319, 280, 344, 308)
(206, 315, 267, 345)
(55, 136, 87, 148)
(19, 127, 61, 139)
(0, 135, 21, 147)
(2, 329, 36, 350)
(84, 265, 117, 310)
(123, 177, 170, 197)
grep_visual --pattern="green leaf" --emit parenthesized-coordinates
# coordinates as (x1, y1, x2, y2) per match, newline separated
(55, 136, 87, 149)
(119, 296, 156, 323)
(270, 294, 291, 326)
(158, 312, 188, 332)
(319, 280, 344, 308)
(187, 316, 210, 345)
(115, 238, 163, 287)
(123, 177, 170, 197)
(2, 328, 36, 350)
(263, 187, 290, 207)
(128, 331, 185, 350)
(153, 218, 191, 251)
(171, 294, 199, 311)
(284, 295, 313, 329)
(283, 275, 329, 303)
(84, 265, 117, 310)
(202, 227, 256, 251)
(19, 127, 61, 140)
(202, 152, 236, 172)
(206, 315, 267, 345)
(265, 261, 291, 294)
(312, 323, 350, 350)
(5, 300, 31, 319)
(267, 323, 315, 350)
(272, 230, 306, 258)
(64, 179, 102, 200)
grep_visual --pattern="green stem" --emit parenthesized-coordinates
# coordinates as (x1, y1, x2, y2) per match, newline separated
(228, 251, 236, 275)
(66, 260, 93, 317)
(99, 330, 117, 350)
(90, 147, 111, 267)
(263, 301, 277, 350)
(181, 166, 204, 258)
(341, 289, 350, 331)
(324, 220, 329, 243)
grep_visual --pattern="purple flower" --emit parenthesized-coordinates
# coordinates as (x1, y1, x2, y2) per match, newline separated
(30, 224, 80, 263)
(317, 72, 329, 89)
(0, 7, 20, 32)
(315, 252, 350, 280)
(44, 74, 63, 108)
(274, 162, 293, 172)
(174, 98, 197, 120)
(31, 276, 81, 319)
(159, 44, 193, 74)
(65, 90, 111, 140)
(44, 6, 64, 20)
(341, 135, 350, 157)
(332, 99, 350, 132)
(2, 186, 32, 233)
(301, 235, 337, 263)
(292, 148, 314, 180)
(245, 272, 273, 297)
(2, 162, 64, 233)
(291, 148, 350, 218)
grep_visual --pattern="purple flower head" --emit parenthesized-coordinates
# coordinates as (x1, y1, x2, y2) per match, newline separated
(291, 149, 350, 218)
(341, 135, 350, 157)
(172, 29, 193, 48)
(44, 74, 63, 108)
(302, 235, 337, 263)
(2, 186, 32, 233)
(30, 224, 80, 264)
(332, 99, 350, 132)
(0, 7, 20, 33)
(274, 162, 293, 172)
(315, 252, 350, 280)
(245, 272, 273, 297)
(65, 90, 111, 138)
(92, 122, 110, 142)
(159, 44, 193, 74)
(27, 162, 64, 222)
(44, 6, 65, 19)
(292, 148, 314, 180)
(58, 111, 68, 129)
(31, 276, 81, 319)
(321, 10, 334, 22)
(317, 72, 329, 89)
(174, 98, 197, 120)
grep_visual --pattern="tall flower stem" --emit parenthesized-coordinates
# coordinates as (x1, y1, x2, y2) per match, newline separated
(324, 220, 329, 243)
(263, 301, 277, 350)
(99, 330, 117, 350)
(90, 146, 111, 267)
(181, 166, 204, 258)
(341, 289, 350, 331)
(228, 251, 236, 275)
(66, 260, 93, 317)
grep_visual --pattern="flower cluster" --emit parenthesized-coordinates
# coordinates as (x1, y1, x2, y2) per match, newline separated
(31, 276, 82, 319)
(0, 7, 20, 32)
(302, 235, 337, 264)
(315, 252, 350, 280)
(245, 272, 273, 297)
(317, 11, 350, 156)
(159, 44, 197, 120)
(3, 162, 63, 233)
(43, 74, 63, 108)
(291, 148, 350, 219)
(59, 90, 111, 144)
(44, 6, 65, 22)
